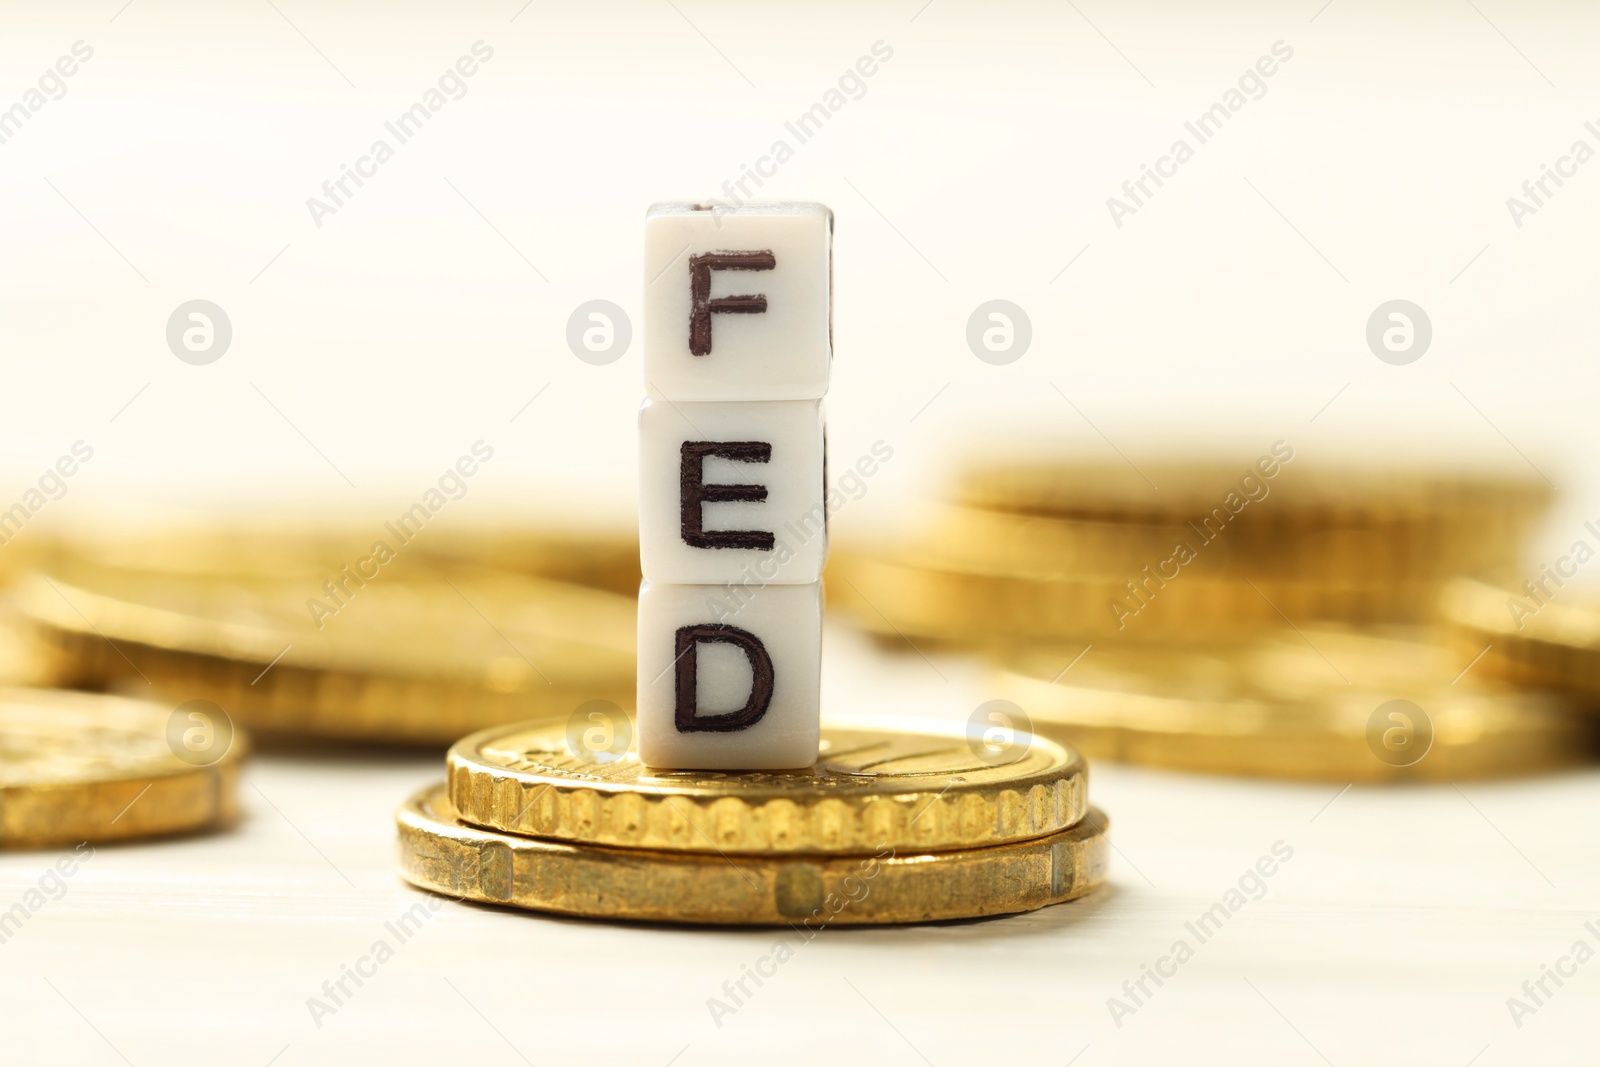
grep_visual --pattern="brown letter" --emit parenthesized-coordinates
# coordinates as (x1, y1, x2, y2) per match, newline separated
(674, 624, 775, 733)
(689, 250, 776, 355)
(681, 441, 775, 550)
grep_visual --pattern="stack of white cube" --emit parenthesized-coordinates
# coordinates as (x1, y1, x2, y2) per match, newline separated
(637, 203, 832, 770)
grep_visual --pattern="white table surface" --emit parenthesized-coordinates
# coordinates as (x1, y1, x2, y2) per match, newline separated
(2, 625, 1595, 1067)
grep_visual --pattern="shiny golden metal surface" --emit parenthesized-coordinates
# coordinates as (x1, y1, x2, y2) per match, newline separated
(0, 687, 245, 847)
(399, 782, 1109, 925)
(952, 455, 1552, 526)
(992, 630, 1595, 781)
(412, 525, 639, 596)
(0, 607, 60, 688)
(448, 717, 1088, 854)
(830, 552, 1437, 645)
(39, 519, 640, 595)
(923, 502, 1536, 584)
(831, 459, 1548, 646)
(12, 562, 635, 744)
(1442, 576, 1600, 702)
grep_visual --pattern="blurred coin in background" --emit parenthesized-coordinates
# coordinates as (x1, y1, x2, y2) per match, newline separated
(10, 559, 635, 745)
(829, 554, 1438, 646)
(950, 450, 1550, 528)
(1442, 576, 1600, 705)
(989, 630, 1594, 781)
(0, 605, 63, 687)
(0, 687, 245, 847)
(831, 443, 1552, 649)
(35, 513, 640, 596)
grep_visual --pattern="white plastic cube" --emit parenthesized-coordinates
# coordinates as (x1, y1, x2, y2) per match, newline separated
(637, 579, 821, 770)
(639, 397, 826, 586)
(643, 202, 832, 402)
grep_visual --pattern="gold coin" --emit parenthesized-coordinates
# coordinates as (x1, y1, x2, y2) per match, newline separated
(0, 605, 61, 688)
(0, 687, 245, 847)
(14, 561, 635, 744)
(448, 717, 1088, 854)
(414, 524, 639, 597)
(952, 452, 1551, 526)
(992, 631, 1594, 781)
(1441, 576, 1600, 701)
(399, 783, 1109, 925)
(40, 517, 639, 595)
(921, 502, 1532, 584)
(829, 552, 1437, 646)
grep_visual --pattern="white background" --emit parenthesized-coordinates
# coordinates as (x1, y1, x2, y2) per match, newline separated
(2, 0, 1598, 540)
(1, 1, 1598, 1063)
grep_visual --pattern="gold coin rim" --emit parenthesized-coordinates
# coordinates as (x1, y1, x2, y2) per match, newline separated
(951, 459, 1551, 520)
(11, 566, 634, 680)
(1441, 577, 1600, 700)
(992, 664, 1593, 782)
(446, 715, 1089, 854)
(398, 782, 1109, 926)
(0, 687, 248, 848)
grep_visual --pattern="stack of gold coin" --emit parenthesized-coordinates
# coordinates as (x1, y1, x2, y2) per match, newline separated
(0, 687, 244, 847)
(1442, 576, 1600, 703)
(992, 627, 1594, 780)
(0, 513, 636, 849)
(9, 556, 636, 745)
(832, 445, 1551, 645)
(831, 442, 1594, 779)
(397, 716, 1110, 924)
